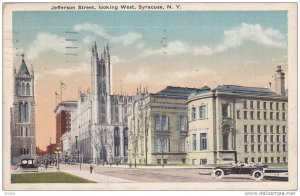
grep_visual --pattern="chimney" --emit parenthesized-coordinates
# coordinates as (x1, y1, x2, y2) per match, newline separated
(274, 65, 286, 95)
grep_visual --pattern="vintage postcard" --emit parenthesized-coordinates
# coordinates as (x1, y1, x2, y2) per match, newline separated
(2, 2, 298, 192)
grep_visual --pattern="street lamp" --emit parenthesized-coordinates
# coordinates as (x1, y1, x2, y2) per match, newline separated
(75, 135, 81, 171)
(55, 147, 61, 171)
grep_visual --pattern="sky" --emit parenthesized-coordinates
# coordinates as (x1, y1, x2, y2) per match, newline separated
(12, 11, 288, 150)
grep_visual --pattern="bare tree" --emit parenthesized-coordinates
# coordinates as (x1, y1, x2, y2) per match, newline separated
(153, 130, 172, 167)
(91, 126, 112, 165)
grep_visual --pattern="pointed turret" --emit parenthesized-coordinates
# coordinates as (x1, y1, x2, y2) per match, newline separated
(18, 54, 30, 75)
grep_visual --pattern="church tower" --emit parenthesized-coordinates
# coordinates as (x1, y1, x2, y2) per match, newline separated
(91, 42, 112, 124)
(11, 54, 36, 163)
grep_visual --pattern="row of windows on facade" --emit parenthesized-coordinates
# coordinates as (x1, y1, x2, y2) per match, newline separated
(244, 101, 286, 111)
(245, 156, 287, 164)
(19, 127, 30, 137)
(190, 102, 287, 121)
(244, 125, 287, 134)
(16, 82, 31, 96)
(238, 110, 286, 120)
(244, 134, 287, 143)
(20, 148, 30, 155)
(244, 143, 287, 153)
(154, 115, 188, 131)
(19, 102, 29, 123)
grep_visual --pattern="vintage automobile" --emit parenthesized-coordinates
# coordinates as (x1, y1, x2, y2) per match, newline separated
(212, 162, 267, 180)
(16, 158, 45, 173)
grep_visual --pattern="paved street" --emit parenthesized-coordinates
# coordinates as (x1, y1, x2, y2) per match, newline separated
(58, 164, 275, 183)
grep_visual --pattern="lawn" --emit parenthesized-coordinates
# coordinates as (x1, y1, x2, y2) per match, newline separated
(11, 172, 96, 183)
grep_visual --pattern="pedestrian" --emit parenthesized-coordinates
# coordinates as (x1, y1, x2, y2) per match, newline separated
(90, 164, 93, 174)
(45, 160, 48, 170)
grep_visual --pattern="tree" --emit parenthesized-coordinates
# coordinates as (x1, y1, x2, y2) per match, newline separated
(91, 126, 112, 165)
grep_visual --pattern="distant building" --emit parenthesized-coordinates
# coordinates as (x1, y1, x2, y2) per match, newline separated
(126, 86, 211, 165)
(46, 143, 57, 156)
(54, 101, 77, 154)
(10, 55, 36, 164)
(187, 66, 288, 165)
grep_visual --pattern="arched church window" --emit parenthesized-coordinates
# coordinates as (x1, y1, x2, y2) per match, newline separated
(123, 128, 128, 156)
(101, 65, 106, 77)
(26, 83, 30, 95)
(114, 127, 120, 156)
(21, 83, 25, 95)
(17, 82, 21, 95)
(19, 102, 29, 122)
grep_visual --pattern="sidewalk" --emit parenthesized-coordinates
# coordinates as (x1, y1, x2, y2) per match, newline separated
(61, 169, 135, 183)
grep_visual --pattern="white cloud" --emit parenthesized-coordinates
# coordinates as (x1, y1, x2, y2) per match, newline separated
(74, 23, 142, 45)
(27, 33, 68, 59)
(174, 66, 213, 78)
(136, 42, 145, 50)
(48, 63, 89, 76)
(123, 68, 150, 83)
(141, 23, 286, 57)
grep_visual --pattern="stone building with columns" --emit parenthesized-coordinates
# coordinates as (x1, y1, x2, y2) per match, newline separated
(187, 66, 288, 165)
(10, 55, 36, 164)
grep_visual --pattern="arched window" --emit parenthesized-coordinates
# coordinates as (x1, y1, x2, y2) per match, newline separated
(123, 128, 128, 156)
(19, 102, 29, 122)
(114, 127, 120, 156)
(26, 148, 29, 155)
(25, 127, 28, 137)
(26, 83, 30, 95)
(101, 65, 106, 77)
(17, 82, 21, 95)
(21, 83, 25, 95)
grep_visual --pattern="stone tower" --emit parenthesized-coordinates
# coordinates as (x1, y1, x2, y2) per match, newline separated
(11, 54, 36, 163)
(91, 42, 112, 124)
(274, 65, 286, 95)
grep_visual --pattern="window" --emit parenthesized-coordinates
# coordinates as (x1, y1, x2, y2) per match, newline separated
(244, 135, 248, 142)
(282, 112, 286, 120)
(258, 157, 262, 162)
(180, 138, 186, 152)
(251, 125, 254, 133)
(263, 102, 267, 109)
(277, 135, 280, 143)
(270, 102, 273, 110)
(123, 128, 128, 156)
(276, 103, 279, 110)
(283, 135, 286, 143)
(251, 135, 254, 143)
(282, 103, 286, 111)
(180, 116, 187, 131)
(251, 144, 255, 152)
(191, 107, 196, 121)
(264, 157, 268, 163)
(250, 101, 254, 109)
(264, 112, 267, 120)
(283, 126, 286, 133)
(192, 134, 196, 151)
(244, 145, 248, 152)
(200, 159, 207, 165)
(264, 135, 268, 142)
(283, 157, 286, 163)
(270, 125, 274, 133)
(25, 83, 30, 95)
(276, 112, 280, 120)
(21, 83, 25, 95)
(244, 125, 248, 133)
(154, 138, 169, 153)
(245, 158, 248, 163)
(257, 125, 261, 133)
(264, 125, 267, 133)
(258, 144, 261, 152)
(270, 112, 273, 120)
(200, 133, 208, 151)
(243, 101, 247, 109)
(271, 157, 274, 163)
(270, 135, 274, 143)
(270, 144, 274, 152)
(250, 111, 254, 119)
(251, 157, 255, 163)
(114, 127, 120, 156)
(161, 115, 168, 131)
(276, 126, 280, 134)
(257, 112, 261, 120)
(237, 110, 240, 119)
(222, 104, 229, 117)
(283, 144, 286, 151)
(244, 111, 248, 119)
(264, 144, 268, 152)
(155, 115, 161, 130)
(257, 135, 261, 143)
(199, 105, 207, 119)
(257, 101, 260, 109)
(277, 144, 280, 152)
(19, 102, 29, 123)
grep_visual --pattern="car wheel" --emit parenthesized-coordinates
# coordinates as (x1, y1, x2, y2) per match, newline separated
(38, 166, 44, 171)
(213, 169, 224, 179)
(16, 167, 23, 173)
(252, 170, 264, 180)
